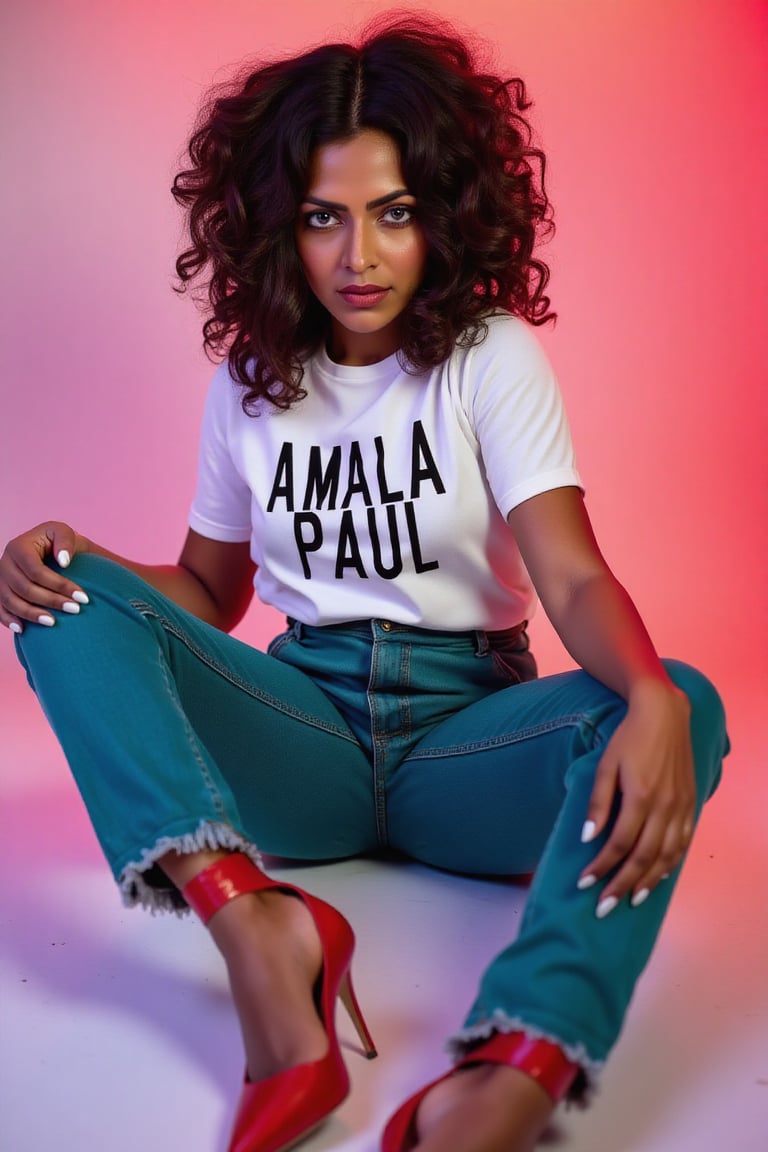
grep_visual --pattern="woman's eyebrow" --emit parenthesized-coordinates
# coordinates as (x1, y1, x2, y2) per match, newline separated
(302, 189, 411, 211)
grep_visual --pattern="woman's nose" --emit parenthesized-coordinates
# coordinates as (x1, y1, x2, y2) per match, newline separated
(343, 220, 377, 272)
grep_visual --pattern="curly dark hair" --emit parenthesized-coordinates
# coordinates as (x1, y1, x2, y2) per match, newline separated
(172, 12, 555, 413)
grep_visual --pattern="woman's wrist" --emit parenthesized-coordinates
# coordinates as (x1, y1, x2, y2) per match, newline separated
(627, 673, 689, 714)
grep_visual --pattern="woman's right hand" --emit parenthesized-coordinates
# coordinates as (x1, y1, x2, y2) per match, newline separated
(0, 522, 90, 634)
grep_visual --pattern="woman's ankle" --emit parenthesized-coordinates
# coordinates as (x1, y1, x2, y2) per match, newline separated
(158, 846, 232, 892)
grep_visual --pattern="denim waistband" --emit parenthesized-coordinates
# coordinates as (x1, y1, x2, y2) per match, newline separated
(286, 617, 528, 655)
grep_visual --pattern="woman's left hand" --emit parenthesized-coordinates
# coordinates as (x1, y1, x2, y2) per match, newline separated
(578, 680, 696, 914)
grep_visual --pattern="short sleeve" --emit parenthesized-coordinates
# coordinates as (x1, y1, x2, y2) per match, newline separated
(465, 316, 582, 516)
(188, 363, 253, 543)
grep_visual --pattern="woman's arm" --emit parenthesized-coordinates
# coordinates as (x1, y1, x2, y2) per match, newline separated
(507, 486, 696, 911)
(0, 523, 256, 633)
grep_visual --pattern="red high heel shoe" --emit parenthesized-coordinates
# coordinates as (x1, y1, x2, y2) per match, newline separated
(183, 853, 377, 1152)
(381, 1031, 578, 1152)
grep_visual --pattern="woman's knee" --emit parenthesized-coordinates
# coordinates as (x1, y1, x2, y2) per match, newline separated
(662, 658, 729, 802)
(52, 553, 171, 623)
(16, 554, 160, 680)
(61, 552, 149, 598)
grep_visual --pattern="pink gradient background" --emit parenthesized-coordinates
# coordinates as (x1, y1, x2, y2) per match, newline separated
(2, 11, 766, 1145)
(2, 0, 766, 713)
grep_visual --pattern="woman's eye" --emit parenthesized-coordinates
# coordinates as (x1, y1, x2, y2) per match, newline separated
(382, 205, 414, 225)
(305, 211, 337, 229)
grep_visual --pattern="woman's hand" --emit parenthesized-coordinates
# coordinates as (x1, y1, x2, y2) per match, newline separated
(578, 680, 696, 914)
(0, 522, 90, 633)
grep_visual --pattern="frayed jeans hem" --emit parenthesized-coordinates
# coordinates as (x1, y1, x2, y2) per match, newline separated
(117, 820, 263, 915)
(446, 1012, 603, 1106)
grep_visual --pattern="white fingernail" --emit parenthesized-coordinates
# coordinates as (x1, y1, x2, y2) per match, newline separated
(62, 602, 80, 614)
(9, 622, 22, 634)
(596, 895, 619, 919)
(631, 888, 650, 908)
(581, 820, 597, 844)
(661, 873, 671, 881)
(57, 550, 71, 568)
(577, 874, 597, 890)
(38, 614, 55, 627)
(71, 590, 89, 605)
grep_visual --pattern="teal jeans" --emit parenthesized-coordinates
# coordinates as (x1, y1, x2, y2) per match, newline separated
(15, 554, 727, 1093)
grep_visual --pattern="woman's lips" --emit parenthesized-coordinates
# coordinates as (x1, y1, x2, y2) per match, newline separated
(338, 286, 391, 307)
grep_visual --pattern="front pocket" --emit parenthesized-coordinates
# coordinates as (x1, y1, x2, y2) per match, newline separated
(487, 628, 537, 685)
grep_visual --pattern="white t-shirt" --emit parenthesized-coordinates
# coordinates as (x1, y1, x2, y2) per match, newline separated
(189, 313, 582, 630)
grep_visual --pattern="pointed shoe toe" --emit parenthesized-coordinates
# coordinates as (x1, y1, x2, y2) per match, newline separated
(228, 1054, 349, 1152)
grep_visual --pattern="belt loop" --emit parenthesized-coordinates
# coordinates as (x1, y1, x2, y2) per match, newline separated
(473, 629, 490, 656)
(292, 619, 304, 640)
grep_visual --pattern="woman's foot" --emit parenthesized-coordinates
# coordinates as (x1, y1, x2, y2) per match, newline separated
(210, 886, 327, 1082)
(411, 1063, 555, 1152)
(161, 850, 326, 1083)
(382, 1031, 576, 1152)
(165, 850, 374, 1152)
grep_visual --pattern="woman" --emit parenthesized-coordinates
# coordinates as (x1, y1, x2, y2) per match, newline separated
(0, 14, 727, 1152)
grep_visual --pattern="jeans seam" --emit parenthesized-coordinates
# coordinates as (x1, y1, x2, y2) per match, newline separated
(266, 630, 294, 659)
(130, 601, 359, 745)
(404, 714, 593, 760)
(156, 647, 229, 821)
(368, 630, 388, 845)
(397, 642, 412, 741)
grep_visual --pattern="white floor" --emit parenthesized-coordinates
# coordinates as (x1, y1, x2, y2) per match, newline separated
(1, 661, 766, 1152)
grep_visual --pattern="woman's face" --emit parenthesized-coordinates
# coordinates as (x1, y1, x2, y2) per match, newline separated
(296, 130, 428, 366)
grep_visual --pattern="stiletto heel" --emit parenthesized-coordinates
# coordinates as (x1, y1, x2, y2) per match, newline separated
(339, 969, 377, 1058)
(182, 853, 376, 1152)
(381, 1030, 578, 1152)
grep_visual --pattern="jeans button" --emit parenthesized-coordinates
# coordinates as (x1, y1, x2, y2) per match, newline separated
(381, 620, 392, 632)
